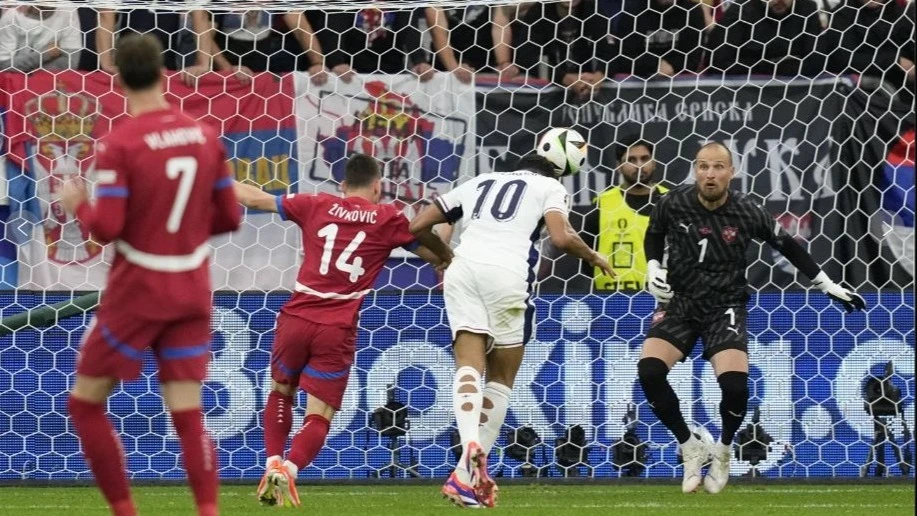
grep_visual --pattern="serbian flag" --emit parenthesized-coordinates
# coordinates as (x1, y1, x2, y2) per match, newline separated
(1, 70, 296, 290)
(883, 129, 915, 225)
(880, 129, 915, 276)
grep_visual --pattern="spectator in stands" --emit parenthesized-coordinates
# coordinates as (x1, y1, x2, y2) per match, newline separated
(76, 7, 99, 71)
(512, 0, 611, 98)
(0, 5, 82, 72)
(584, 136, 668, 291)
(427, 7, 506, 83)
(312, 9, 435, 81)
(614, 0, 706, 78)
(487, 3, 543, 80)
(707, 0, 823, 77)
(817, 0, 912, 91)
(492, 6, 521, 81)
(191, 10, 326, 84)
(812, 0, 843, 27)
(96, 9, 198, 74)
(695, 0, 718, 30)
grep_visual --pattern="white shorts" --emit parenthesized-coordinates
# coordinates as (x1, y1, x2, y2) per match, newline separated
(443, 258, 534, 348)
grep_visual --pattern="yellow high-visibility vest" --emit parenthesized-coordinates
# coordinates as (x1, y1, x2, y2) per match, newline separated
(594, 185, 668, 291)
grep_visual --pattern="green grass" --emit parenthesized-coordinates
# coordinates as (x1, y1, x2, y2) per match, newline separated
(0, 484, 913, 515)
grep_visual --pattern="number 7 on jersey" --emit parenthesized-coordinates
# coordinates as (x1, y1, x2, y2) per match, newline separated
(165, 156, 197, 234)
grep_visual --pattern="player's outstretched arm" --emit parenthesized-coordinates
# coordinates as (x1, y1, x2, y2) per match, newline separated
(755, 204, 866, 313)
(211, 176, 242, 235)
(544, 211, 613, 277)
(233, 181, 280, 213)
(775, 237, 866, 312)
(811, 270, 867, 312)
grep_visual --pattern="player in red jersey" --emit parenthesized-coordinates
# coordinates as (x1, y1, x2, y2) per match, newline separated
(60, 35, 241, 516)
(232, 154, 452, 507)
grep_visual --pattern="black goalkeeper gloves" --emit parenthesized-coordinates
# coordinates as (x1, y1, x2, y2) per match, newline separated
(812, 271, 867, 313)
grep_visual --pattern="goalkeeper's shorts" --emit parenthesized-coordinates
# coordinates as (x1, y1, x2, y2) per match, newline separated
(646, 297, 748, 360)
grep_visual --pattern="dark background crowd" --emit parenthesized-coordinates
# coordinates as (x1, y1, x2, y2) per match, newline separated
(0, 1, 913, 102)
(0, 1, 913, 293)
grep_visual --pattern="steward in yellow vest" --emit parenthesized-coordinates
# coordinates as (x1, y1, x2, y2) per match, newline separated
(593, 139, 667, 290)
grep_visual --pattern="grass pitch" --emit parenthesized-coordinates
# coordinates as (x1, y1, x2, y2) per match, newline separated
(0, 483, 913, 515)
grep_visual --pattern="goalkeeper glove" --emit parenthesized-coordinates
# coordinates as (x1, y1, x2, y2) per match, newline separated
(647, 260, 674, 302)
(812, 271, 866, 312)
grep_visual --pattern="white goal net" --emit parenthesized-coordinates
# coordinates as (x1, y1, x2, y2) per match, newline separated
(0, 0, 912, 481)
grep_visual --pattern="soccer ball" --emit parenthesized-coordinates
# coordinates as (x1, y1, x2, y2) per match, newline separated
(537, 127, 588, 177)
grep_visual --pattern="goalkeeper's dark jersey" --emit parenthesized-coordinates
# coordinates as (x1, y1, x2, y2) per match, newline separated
(645, 184, 795, 306)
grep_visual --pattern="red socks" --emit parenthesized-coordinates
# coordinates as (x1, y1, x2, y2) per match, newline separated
(287, 414, 331, 470)
(171, 408, 218, 516)
(68, 395, 136, 516)
(70, 397, 218, 516)
(264, 391, 294, 458)
(265, 390, 330, 473)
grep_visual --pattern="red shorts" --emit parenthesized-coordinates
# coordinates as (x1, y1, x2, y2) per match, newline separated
(271, 312, 356, 410)
(76, 308, 212, 383)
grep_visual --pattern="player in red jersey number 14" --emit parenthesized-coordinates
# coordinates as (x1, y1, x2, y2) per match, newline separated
(60, 35, 241, 516)
(231, 154, 452, 507)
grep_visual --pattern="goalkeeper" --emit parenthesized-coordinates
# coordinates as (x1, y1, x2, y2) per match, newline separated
(639, 142, 865, 495)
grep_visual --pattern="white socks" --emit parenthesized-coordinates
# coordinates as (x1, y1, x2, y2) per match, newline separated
(478, 382, 512, 457)
(453, 366, 482, 483)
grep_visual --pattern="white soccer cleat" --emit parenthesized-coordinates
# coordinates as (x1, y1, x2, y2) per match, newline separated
(680, 436, 708, 493)
(704, 442, 732, 494)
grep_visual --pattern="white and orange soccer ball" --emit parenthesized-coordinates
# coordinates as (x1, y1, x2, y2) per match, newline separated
(536, 127, 588, 177)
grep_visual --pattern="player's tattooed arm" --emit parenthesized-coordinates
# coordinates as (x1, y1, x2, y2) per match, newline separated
(544, 211, 613, 277)
(232, 181, 278, 213)
(411, 227, 454, 269)
(412, 243, 452, 271)
(409, 201, 449, 234)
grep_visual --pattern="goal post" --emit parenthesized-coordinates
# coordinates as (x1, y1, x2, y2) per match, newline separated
(0, 0, 912, 482)
(0, 291, 98, 337)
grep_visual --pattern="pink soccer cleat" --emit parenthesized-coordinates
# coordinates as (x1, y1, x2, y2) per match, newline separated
(441, 471, 482, 509)
(467, 442, 497, 508)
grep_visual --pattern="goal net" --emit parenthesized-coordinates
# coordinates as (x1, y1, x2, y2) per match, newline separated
(0, 0, 913, 481)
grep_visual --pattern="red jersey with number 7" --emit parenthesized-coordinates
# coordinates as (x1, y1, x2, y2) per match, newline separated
(74, 107, 241, 320)
(276, 192, 418, 328)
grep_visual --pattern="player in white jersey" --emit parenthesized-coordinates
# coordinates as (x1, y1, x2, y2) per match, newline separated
(411, 154, 612, 508)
